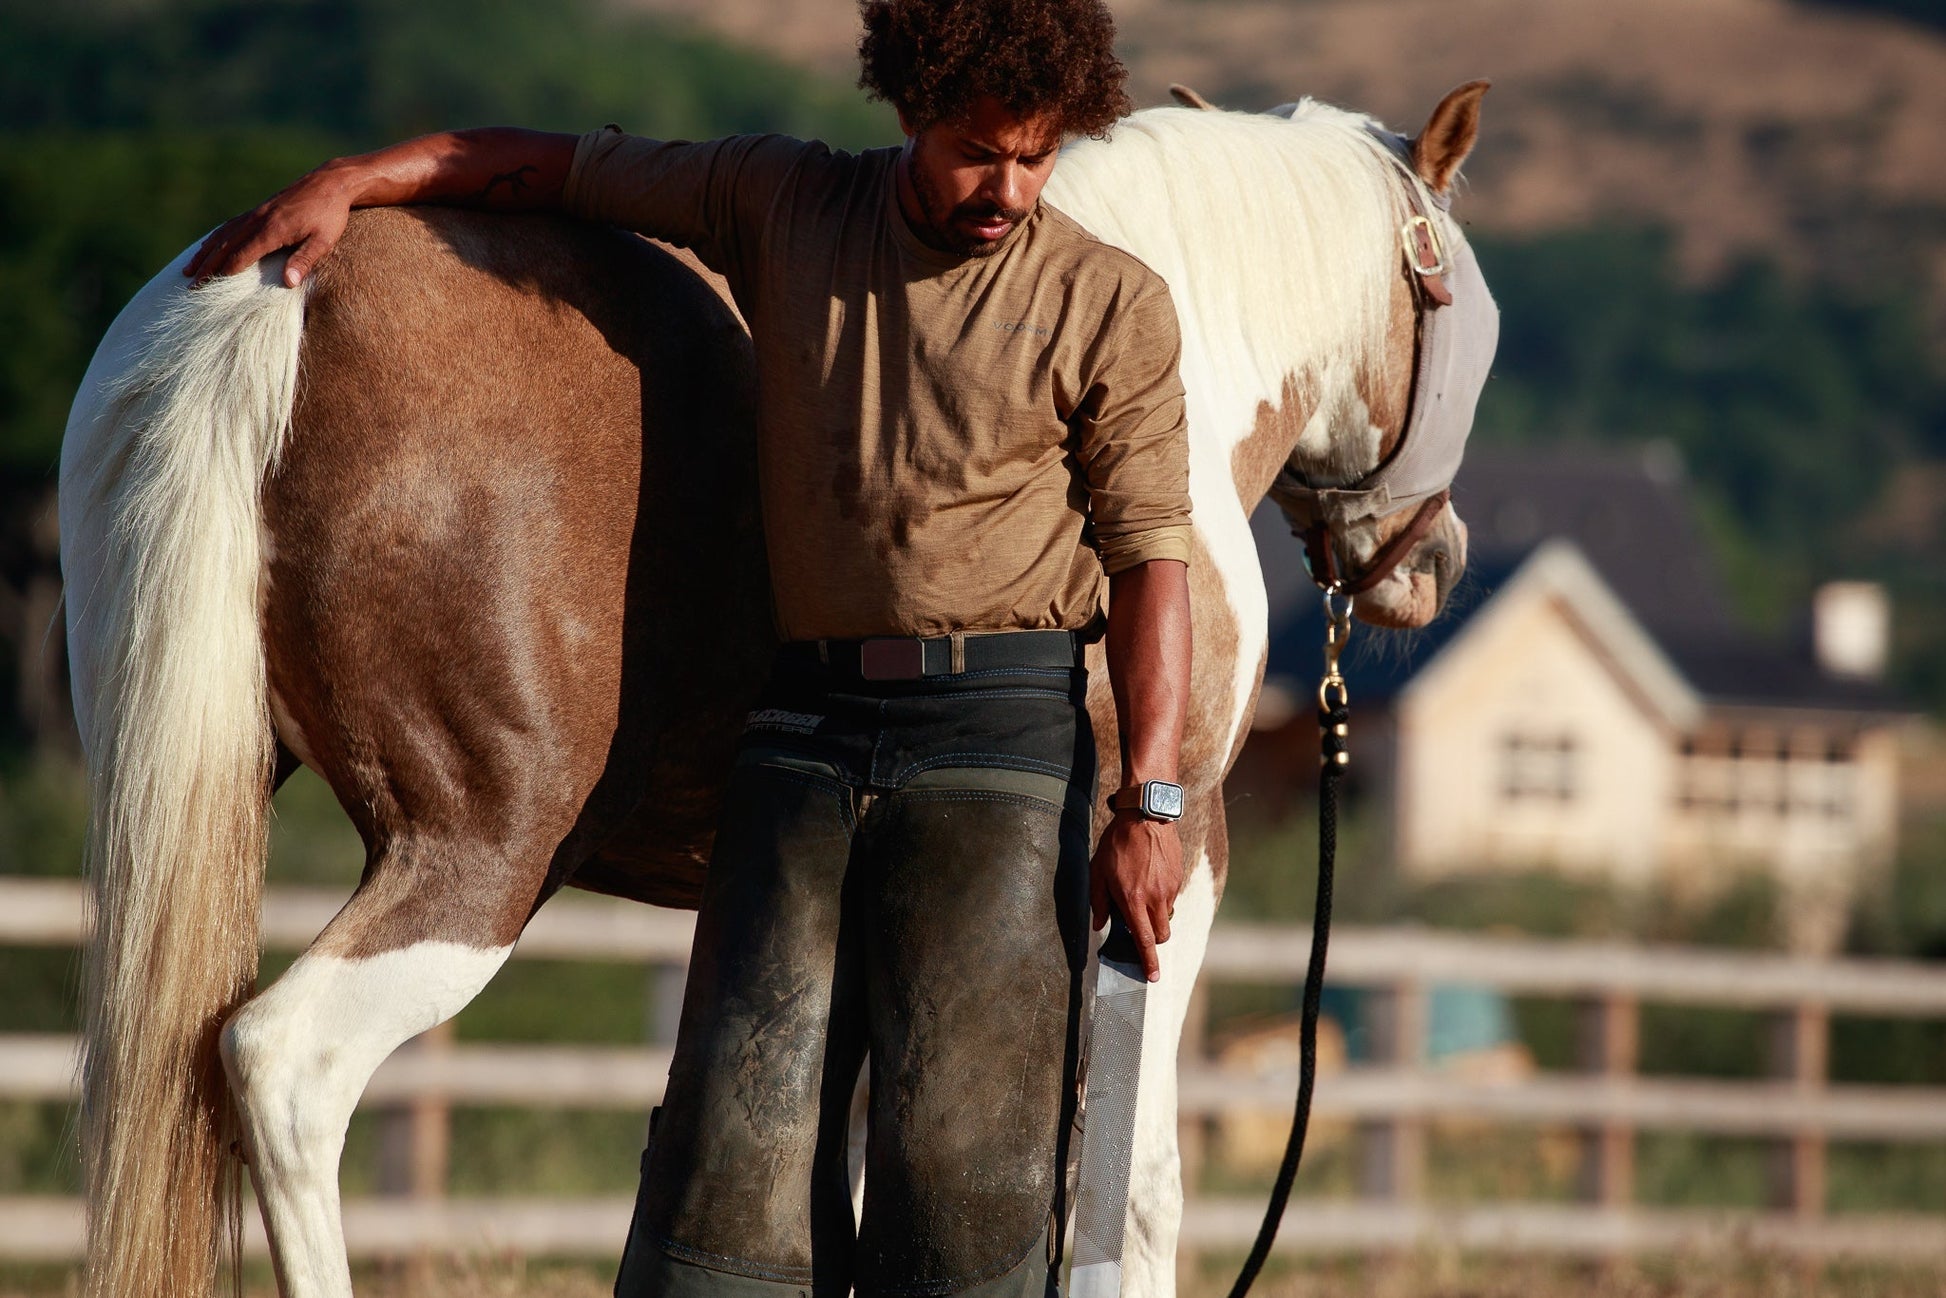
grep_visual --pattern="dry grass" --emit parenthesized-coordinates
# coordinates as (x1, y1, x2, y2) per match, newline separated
(10, 1249, 1940, 1298)
(281, 1250, 1946, 1298)
(0, 1255, 612, 1298)
(304, 1256, 612, 1298)
(1183, 1251, 1946, 1298)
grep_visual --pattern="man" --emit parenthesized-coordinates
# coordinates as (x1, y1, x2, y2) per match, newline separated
(189, 1, 1191, 1293)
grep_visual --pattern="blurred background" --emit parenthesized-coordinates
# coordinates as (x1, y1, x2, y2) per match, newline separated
(0, 0, 1942, 1293)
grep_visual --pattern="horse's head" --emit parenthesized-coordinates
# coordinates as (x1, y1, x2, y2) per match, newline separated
(1188, 80, 1497, 630)
(1289, 81, 1494, 629)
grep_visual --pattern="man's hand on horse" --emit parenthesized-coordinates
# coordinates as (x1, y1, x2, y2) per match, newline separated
(185, 129, 581, 288)
(1090, 812, 1185, 981)
(186, 167, 356, 288)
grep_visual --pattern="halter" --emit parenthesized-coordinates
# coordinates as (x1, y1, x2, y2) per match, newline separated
(1268, 136, 1500, 596)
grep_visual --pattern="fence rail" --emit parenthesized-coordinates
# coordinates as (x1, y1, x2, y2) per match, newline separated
(4, 878, 1944, 1262)
(4, 1196, 1946, 1265)
(11, 879, 1946, 1012)
(7, 1034, 1945, 1142)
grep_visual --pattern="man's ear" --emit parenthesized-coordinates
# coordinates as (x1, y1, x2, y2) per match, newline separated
(895, 104, 919, 141)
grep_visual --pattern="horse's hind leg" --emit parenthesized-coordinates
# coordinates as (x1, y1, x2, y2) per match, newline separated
(220, 611, 628, 1298)
(219, 845, 526, 1298)
(215, 206, 737, 1294)
(221, 398, 642, 1297)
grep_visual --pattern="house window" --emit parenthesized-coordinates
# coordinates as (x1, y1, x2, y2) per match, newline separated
(1500, 733, 1577, 802)
(1677, 728, 1859, 823)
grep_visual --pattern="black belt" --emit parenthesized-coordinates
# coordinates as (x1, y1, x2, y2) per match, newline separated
(779, 629, 1083, 681)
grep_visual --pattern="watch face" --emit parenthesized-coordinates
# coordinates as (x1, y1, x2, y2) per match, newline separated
(1145, 781, 1185, 820)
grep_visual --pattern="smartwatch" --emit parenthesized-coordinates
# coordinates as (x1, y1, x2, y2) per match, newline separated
(1107, 779, 1185, 823)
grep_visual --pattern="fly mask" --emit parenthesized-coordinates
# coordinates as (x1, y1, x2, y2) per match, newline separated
(1269, 137, 1500, 596)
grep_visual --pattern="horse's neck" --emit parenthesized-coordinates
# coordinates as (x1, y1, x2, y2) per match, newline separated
(1047, 109, 1408, 504)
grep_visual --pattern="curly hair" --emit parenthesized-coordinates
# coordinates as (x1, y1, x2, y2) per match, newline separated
(857, 0, 1131, 140)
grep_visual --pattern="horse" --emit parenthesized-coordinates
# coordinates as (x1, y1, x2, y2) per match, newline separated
(59, 82, 1491, 1297)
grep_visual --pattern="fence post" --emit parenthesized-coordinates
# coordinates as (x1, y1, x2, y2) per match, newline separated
(375, 1019, 453, 1200)
(1767, 1001, 1828, 1217)
(1357, 978, 1426, 1201)
(1575, 992, 1637, 1208)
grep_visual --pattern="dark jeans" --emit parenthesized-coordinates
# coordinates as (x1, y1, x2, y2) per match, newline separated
(616, 639, 1097, 1298)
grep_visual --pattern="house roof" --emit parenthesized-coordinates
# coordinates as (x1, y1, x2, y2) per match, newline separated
(1258, 443, 1909, 718)
(1410, 539, 1705, 731)
(1451, 443, 1735, 643)
(1265, 536, 1705, 729)
(1662, 640, 1907, 716)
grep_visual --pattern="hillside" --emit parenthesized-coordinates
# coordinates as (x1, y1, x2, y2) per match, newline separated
(620, 0, 1946, 312)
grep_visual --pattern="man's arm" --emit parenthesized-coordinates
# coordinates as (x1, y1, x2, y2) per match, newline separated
(1091, 556, 1191, 982)
(184, 128, 579, 287)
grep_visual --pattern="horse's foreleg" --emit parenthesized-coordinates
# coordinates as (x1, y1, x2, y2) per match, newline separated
(1120, 851, 1220, 1298)
(219, 850, 526, 1298)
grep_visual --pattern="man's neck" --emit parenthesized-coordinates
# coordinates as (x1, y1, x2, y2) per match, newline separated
(893, 144, 950, 255)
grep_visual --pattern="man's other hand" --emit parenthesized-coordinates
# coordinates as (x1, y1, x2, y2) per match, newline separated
(1090, 811, 1184, 981)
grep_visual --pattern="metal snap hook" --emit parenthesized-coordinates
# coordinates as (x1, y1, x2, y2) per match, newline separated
(1317, 585, 1354, 714)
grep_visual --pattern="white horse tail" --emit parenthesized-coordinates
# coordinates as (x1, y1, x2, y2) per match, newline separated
(59, 251, 306, 1297)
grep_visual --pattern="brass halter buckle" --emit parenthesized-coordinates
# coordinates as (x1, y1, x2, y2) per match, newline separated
(1402, 213, 1455, 306)
(1402, 213, 1447, 277)
(1317, 586, 1353, 715)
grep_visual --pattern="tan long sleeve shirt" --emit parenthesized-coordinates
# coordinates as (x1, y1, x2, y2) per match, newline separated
(564, 129, 1192, 642)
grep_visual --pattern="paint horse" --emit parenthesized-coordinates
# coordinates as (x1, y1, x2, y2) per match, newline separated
(59, 83, 1491, 1298)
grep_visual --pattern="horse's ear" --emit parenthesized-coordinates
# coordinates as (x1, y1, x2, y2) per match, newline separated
(1409, 79, 1490, 195)
(1168, 83, 1218, 111)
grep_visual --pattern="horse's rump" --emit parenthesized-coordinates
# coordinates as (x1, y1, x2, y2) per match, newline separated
(272, 207, 773, 915)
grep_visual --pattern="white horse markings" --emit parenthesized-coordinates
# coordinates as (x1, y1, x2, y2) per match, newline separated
(222, 942, 513, 1298)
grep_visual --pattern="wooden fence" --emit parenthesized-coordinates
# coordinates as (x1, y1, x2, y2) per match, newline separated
(3, 877, 1944, 1263)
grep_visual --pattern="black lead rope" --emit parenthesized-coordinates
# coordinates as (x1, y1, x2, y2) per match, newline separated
(1227, 589, 1353, 1298)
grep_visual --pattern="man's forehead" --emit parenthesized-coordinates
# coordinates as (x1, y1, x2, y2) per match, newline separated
(946, 95, 1064, 153)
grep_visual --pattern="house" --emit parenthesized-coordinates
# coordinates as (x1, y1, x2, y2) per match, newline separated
(1239, 446, 1912, 953)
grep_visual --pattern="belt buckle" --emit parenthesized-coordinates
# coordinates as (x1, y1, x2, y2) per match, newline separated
(860, 637, 926, 680)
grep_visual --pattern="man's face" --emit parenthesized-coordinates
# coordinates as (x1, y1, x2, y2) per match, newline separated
(897, 95, 1064, 258)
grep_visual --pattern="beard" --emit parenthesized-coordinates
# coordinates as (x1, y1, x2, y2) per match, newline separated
(908, 151, 1029, 259)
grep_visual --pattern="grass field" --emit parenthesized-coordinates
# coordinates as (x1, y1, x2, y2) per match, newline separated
(9, 1249, 1944, 1298)
(1177, 1252, 1946, 1298)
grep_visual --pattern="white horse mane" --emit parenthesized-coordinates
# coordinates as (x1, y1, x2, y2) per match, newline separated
(1047, 99, 1426, 472)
